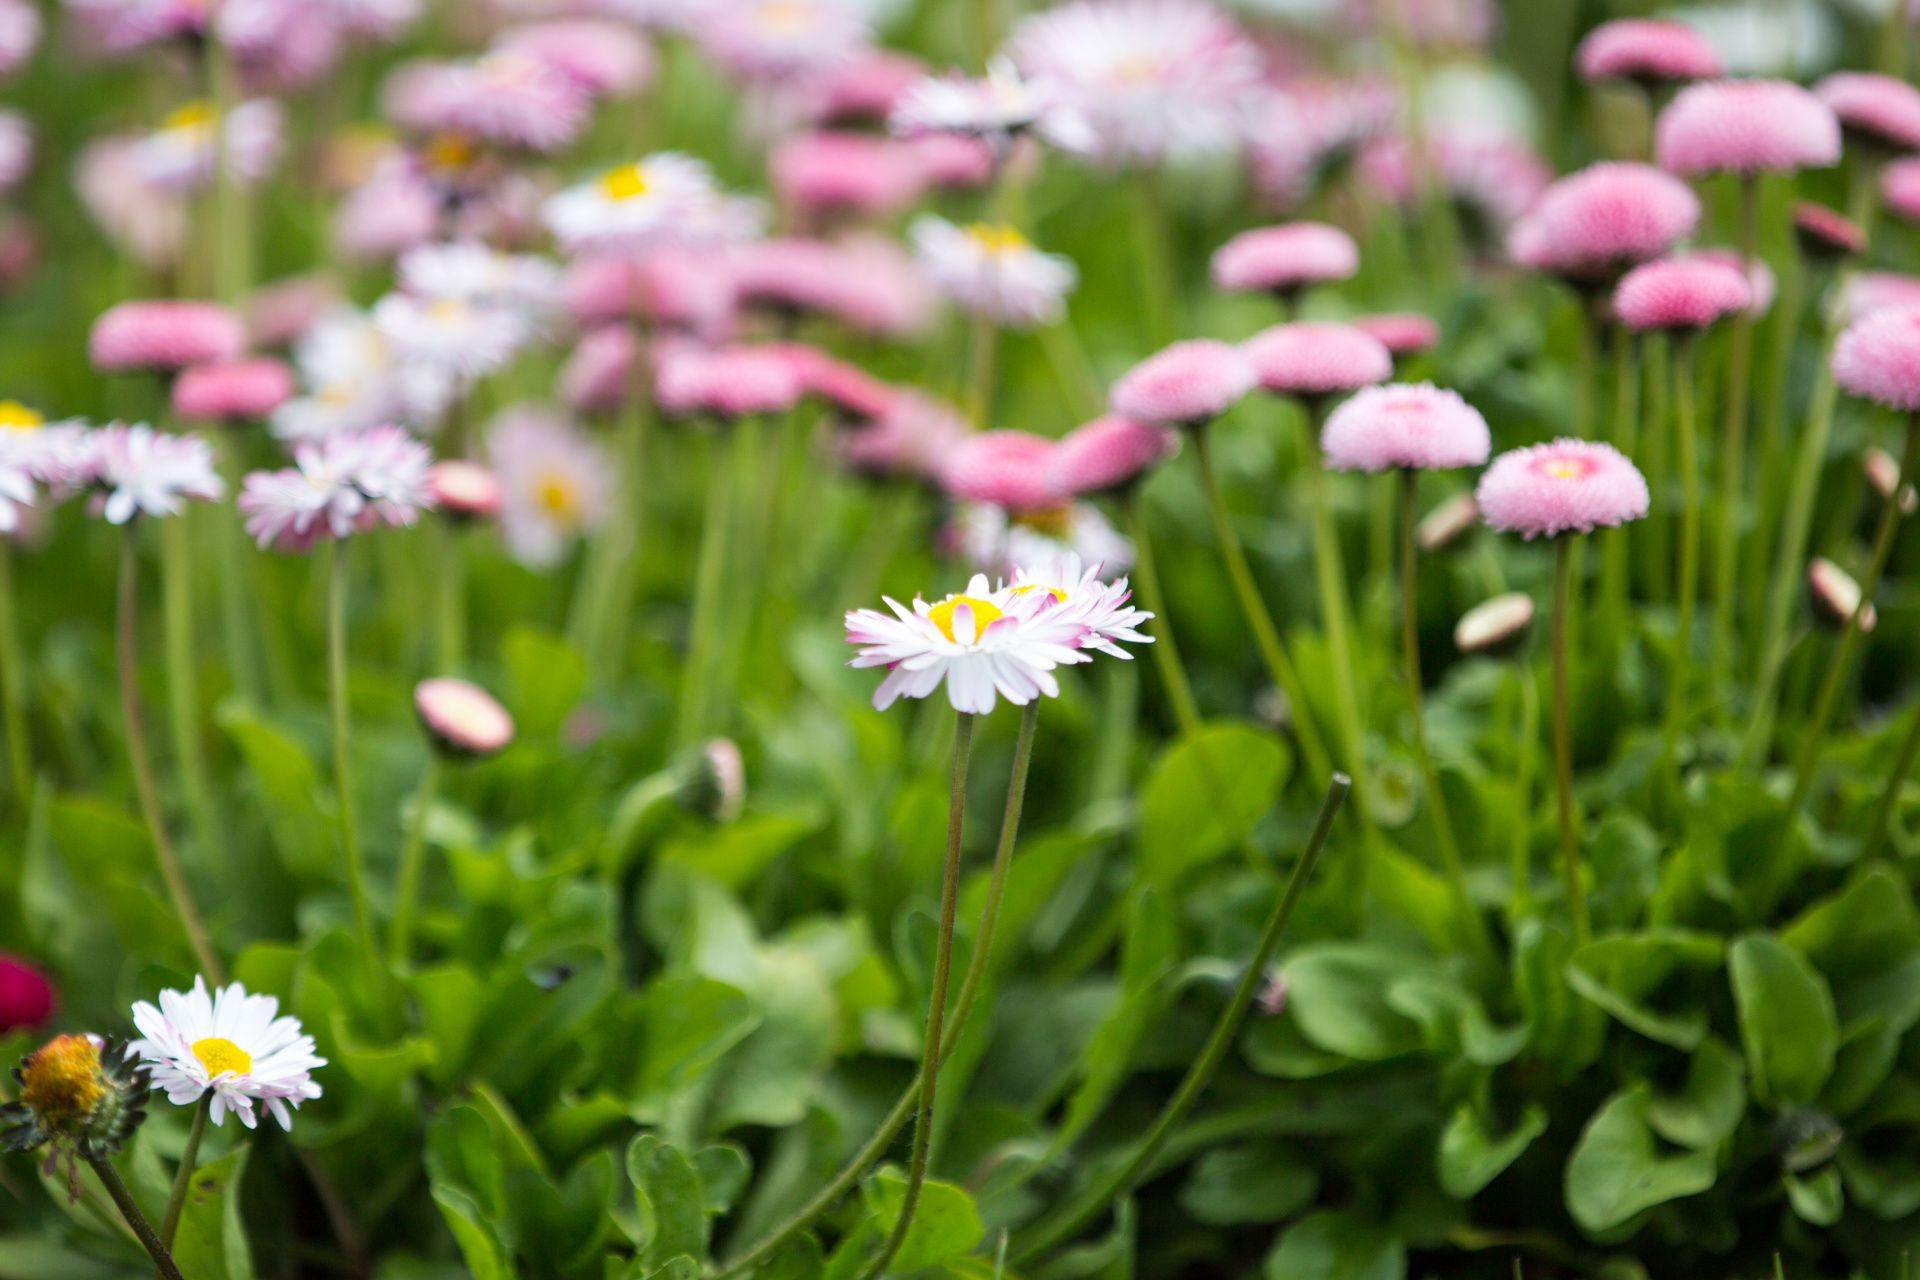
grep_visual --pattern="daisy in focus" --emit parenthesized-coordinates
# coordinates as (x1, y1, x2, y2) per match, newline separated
(910, 216, 1077, 328)
(1009, 553, 1154, 659)
(130, 978, 325, 1131)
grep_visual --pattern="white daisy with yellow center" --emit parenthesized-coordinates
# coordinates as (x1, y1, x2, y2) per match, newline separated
(130, 978, 325, 1131)
(543, 152, 753, 255)
(846, 572, 1096, 713)
(910, 214, 1078, 329)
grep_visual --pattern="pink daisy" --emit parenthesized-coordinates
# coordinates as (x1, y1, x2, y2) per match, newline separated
(172, 357, 296, 422)
(247, 274, 340, 350)
(1243, 323, 1392, 399)
(1320, 382, 1491, 472)
(0, 0, 39, 79)
(1110, 339, 1256, 426)
(939, 430, 1065, 511)
(1525, 162, 1700, 280)
(838, 392, 967, 480)
(492, 20, 655, 98)
(384, 53, 590, 153)
(1048, 415, 1178, 495)
(654, 344, 808, 419)
(802, 354, 897, 421)
(1210, 222, 1359, 297)
(1655, 79, 1841, 177)
(815, 50, 926, 127)
(1833, 306, 1920, 410)
(731, 235, 934, 338)
(559, 325, 639, 415)
(1476, 440, 1650, 539)
(90, 300, 245, 373)
(1882, 156, 1920, 225)
(1353, 313, 1440, 357)
(1613, 257, 1751, 333)
(1574, 18, 1723, 86)
(1816, 72, 1920, 154)
(1792, 202, 1866, 261)
(770, 131, 927, 222)
(1845, 271, 1920, 323)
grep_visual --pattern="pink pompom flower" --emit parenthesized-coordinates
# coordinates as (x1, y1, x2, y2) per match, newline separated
(654, 344, 808, 420)
(1320, 382, 1491, 472)
(771, 131, 927, 223)
(172, 357, 295, 422)
(939, 430, 1064, 511)
(90, 300, 245, 373)
(559, 326, 640, 415)
(1816, 72, 1920, 155)
(1110, 339, 1256, 427)
(1883, 157, 1920, 225)
(1833, 306, 1920, 410)
(1210, 222, 1359, 298)
(1243, 323, 1392, 400)
(384, 53, 591, 154)
(1655, 79, 1841, 177)
(1792, 202, 1866, 262)
(1476, 439, 1650, 539)
(1575, 18, 1723, 87)
(838, 392, 967, 481)
(1353, 312, 1440, 357)
(1523, 162, 1700, 282)
(415, 677, 516, 756)
(1048, 415, 1178, 495)
(427, 460, 503, 520)
(1613, 257, 1751, 333)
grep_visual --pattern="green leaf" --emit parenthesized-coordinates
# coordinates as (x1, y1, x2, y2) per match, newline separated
(1056, 886, 1180, 1147)
(1785, 1167, 1843, 1226)
(1438, 1103, 1547, 1198)
(1565, 931, 1725, 1050)
(1284, 945, 1425, 1061)
(660, 813, 822, 892)
(48, 797, 193, 970)
(0, 1236, 121, 1280)
(1646, 1036, 1747, 1149)
(693, 1144, 752, 1215)
(217, 703, 335, 880)
(630, 1135, 709, 1268)
(1730, 932, 1838, 1107)
(412, 963, 487, 1087)
(502, 626, 587, 738)
(427, 1106, 507, 1222)
(1261, 1210, 1404, 1280)
(1781, 866, 1920, 988)
(170, 1147, 255, 1280)
(432, 1184, 517, 1280)
(1137, 723, 1289, 886)
(1564, 1087, 1718, 1233)
(503, 1152, 615, 1270)
(632, 973, 758, 1118)
(1512, 918, 1605, 1076)
(1180, 1141, 1319, 1224)
(861, 1168, 985, 1273)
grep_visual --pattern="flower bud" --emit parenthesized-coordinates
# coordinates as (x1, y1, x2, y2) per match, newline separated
(0, 1035, 150, 1176)
(1809, 558, 1876, 633)
(1416, 492, 1479, 553)
(679, 737, 746, 825)
(1455, 592, 1536, 658)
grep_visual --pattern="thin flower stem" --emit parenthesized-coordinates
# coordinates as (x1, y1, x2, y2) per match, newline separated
(1744, 256, 1811, 651)
(1398, 469, 1482, 955)
(1868, 699, 1920, 861)
(160, 517, 224, 887)
(1509, 657, 1539, 921)
(1599, 327, 1638, 656)
(88, 1155, 186, 1280)
(1126, 489, 1200, 734)
(1297, 401, 1373, 822)
(0, 539, 32, 808)
(677, 425, 739, 747)
(964, 307, 998, 429)
(1745, 318, 1844, 766)
(1708, 174, 1759, 718)
(851, 712, 976, 1280)
(1009, 773, 1351, 1267)
(1190, 426, 1334, 791)
(159, 1094, 212, 1251)
(568, 345, 654, 683)
(1642, 334, 1672, 602)
(326, 541, 376, 959)
(117, 527, 223, 984)
(433, 518, 466, 674)
(1039, 318, 1105, 422)
(716, 702, 1039, 1280)
(1781, 413, 1920, 845)
(1663, 335, 1702, 806)
(388, 752, 442, 969)
(1130, 170, 1179, 350)
(1551, 535, 1589, 947)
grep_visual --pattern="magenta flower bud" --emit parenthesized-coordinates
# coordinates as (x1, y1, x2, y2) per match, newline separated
(90, 300, 245, 373)
(1110, 339, 1255, 428)
(415, 678, 516, 757)
(172, 357, 295, 422)
(0, 953, 54, 1034)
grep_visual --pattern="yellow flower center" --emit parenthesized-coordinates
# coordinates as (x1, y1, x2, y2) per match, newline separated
(536, 470, 583, 521)
(927, 595, 1003, 643)
(1014, 504, 1073, 538)
(425, 132, 476, 173)
(1112, 54, 1165, 84)
(966, 223, 1029, 255)
(162, 100, 217, 133)
(755, 1, 812, 32)
(1535, 456, 1597, 482)
(20, 1036, 105, 1126)
(0, 401, 42, 431)
(1011, 584, 1070, 604)
(191, 1037, 252, 1077)
(601, 163, 650, 201)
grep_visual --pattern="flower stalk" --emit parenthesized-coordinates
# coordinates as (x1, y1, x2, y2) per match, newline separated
(90, 1155, 185, 1280)
(1126, 490, 1199, 734)
(1707, 172, 1759, 715)
(325, 542, 376, 959)
(1663, 334, 1702, 801)
(1298, 400, 1373, 824)
(158, 1094, 212, 1251)
(0, 539, 32, 808)
(1550, 535, 1589, 946)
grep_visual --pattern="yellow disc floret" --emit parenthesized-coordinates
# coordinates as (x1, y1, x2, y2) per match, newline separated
(191, 1037, 252, 1078)
(19, 1036, 105, 1128)
(0, 401, 42, 431)
(928, 595, 1003, 644)
(601, 163, 650, 201)
(966, 223, 1030, 255)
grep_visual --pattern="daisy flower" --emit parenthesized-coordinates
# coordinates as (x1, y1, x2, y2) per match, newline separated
(1010, 552, 1154, 658)
(383, 52, 591, 154)
(845, 574, 1093, 713)
(488, 404, 610, 568)
(272, 306, 406, 442)
(372, 292, 531, 385)
(130, 978, 325, 1131)
(135, 99, 285, 193)
(543, 153, 756, 255)
(690, 0, 872, 82)
(239, 425, 435, 551)
(910, 216, 1077, 328)
(952, 500, 1136, 579)
(890, 55, 1094, 155)
(89, 425, 224, 524)
(1476, 439, 1650, 540)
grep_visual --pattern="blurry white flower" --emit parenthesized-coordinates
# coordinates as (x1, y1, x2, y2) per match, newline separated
(691, 0, 873, 82)
(373, 293, 531, 384)
(890, 56, 1094, 155)
(135, 99, 285, 192)
(131, 978, 325, 1131)
(910, 216, 1077, 328)
(240, 425, 435, 550)
(488, 404, 610, 567)
(74, 135, 188, 269)
(954, 500, 1135, 580)
(1010, 552, 1154, 657)
(543, 153, 761, 255)
(273, 307, 405, 441)
(1420, 63, 1536, 147)
(1672, 1, 1838, 77)
(398, 241, 561, 333)
(89, 424, 224, 524)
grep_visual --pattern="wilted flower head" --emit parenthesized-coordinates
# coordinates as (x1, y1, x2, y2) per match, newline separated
(90, 425, 224, 524)
(1476, 439, 1650, 539)
(1049, 415, 1178, 495)
(1320, 382, 1490, 471)
(1244, 323, 1392, 399)
(0, 1035, 149, 1187)
(173, 358, 296, 422)
(90, 300, 245, 373)
(1575, 19, 1724, 87)
(1655, 79, 1841, 177)
(1816, 72, 1920, 154)
(1614, 257, 1752, 333)
(416, 677, 516, 756)
(675, 737, 747, 824)
(489, 404, 610, 568)
(1008, 0, 1262, 167)
(131, 978, 325, 1131)
(940, 430, 1065, 511)
(1211, 222, 1359, 298)
(1833, 306, 1920, 410)
(911, 216, 1077, 329)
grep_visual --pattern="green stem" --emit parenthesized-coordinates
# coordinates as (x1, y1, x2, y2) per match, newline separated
(716, 703, 1039, 1280)
(0, 540, 31, 808)
(851, 712, 976, 1280)
(1551, 536, 1588, 947)
(88, 1155, 185, 1280)
(568, 348, 654, 684)
(964, 307, 998, 429)
(677, 426, 739, 747)
(1600, 327, 1638, 655)
(1399, 469, 1480, 953)
(1642, 334, 1672, 602)
(388, 752, 441, 968)
(1708, 174, 1759, 718)
(118, 527, 223, 984)
(208, 425, 262, 705)
(1039, 319, 1104, 422)
(1664, 336, 1702, 802)
(1130, 170, 1179, 349)
(158, 1094, 211, 1252)
(160, 516, 223, 883)
(1745, 317, 1844, 767)
(434, 518, 466, 674)
(1781, 414, 1920, 844)
(1867, 699, 1920, 861)
(1008, 774, 1351, 1266)
(326, 541, 376, 958)
(1509, 658, 1539, 921)
(1298, 401, 1372, 818)
(1125, 490, 1199, 735)
(1573, 302, 1598, 441)
(1190, 427, 1333, 789)
(1745, 257, 1810, 651)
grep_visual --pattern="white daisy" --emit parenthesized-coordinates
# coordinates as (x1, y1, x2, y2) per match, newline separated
(955, 500, 1135, 579)
(135, 98, 285, 193)
(487, 404, 611, 568)
(891, 56, 1095, 155)
(372, 292, 531, 385)
(131, 978, 325, 1131)
(397, 241, 562, 331)
(1010, 552, 1155, 658)
(272, 306, 409, 442)
(910, 216, 1077, 329)
(89, 424, 224, 524)
(845, 573, 1094, 713)
(543, 153, 756, 255)
(240, 425, 435, 551)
